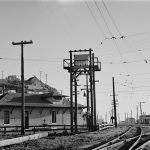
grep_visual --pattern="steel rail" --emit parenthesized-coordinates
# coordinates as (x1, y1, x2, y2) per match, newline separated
(92, 127, 142, 150)
(92, 126, 132, 150)
(129, 127, 143, 150)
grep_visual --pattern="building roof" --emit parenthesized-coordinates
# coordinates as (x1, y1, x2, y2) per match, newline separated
(25, 76, 59, 94)
(0, 93, 85, 109)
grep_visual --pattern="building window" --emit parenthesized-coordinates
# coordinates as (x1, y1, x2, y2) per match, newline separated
(52, 111, 56, 123)
(4, 111, 10, 124)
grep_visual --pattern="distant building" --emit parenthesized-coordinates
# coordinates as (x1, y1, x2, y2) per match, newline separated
(139, 115, 150, 124)
(0, 93, 86, 127)
(0, 76, 59, 95)
(125, 117, 136, 124)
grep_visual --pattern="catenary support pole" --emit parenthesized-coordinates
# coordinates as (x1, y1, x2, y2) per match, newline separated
(86, 74, 90, 129)
(92, 54, 97, 130)
(137, 105, 138, 124)
(74, 78, 77, 133)
(89, 49, 94, 131)
(69, 51, 73, 133)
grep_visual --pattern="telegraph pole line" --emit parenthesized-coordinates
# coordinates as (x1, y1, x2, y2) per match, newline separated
(105, 112, 107, 123)
(69, 51, 73, 133)
(39, 71, 42, 81)
(112, 77, 117, 128)
(12, 40, 33, 135)
(131, 110, 132, 124)
(74, 78, 77, 133)
(139, 101, 145, 124)
(86, 74, 90, 129)
(137, 105, 138, 124)
(89, 50, 94, 131)
(118, 113, 120, 124)
(45, 73, 48, 84)
(2, 71, 3, 81)
(92, 53, 97, 130)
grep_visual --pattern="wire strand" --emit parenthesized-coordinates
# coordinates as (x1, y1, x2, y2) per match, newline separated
(85, 1, 107, 39)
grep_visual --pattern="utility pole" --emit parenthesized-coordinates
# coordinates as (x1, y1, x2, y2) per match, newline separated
(45, 73, 48, 84)
(112, 77, 117, 128)
(137, 105, 138, 124)
(139, 102, 145, 124)
(74, 78, 78, 133)
(131, 110, 132, 124)
(89, 50, 94, 131)
(105, 112, 107, 123)
(39, 71, 42, 82)
(2, 71, 4, 94)
(69, 51, 73, 133)
(81, 75, 90, 129)
(111, 108, 114, 124)
(12, 40, 33, 135)
(118, 113, 120, 124)
(2, 71, 3, 81)
(92, 53, 97, 130)
(86, 74, 90, 129)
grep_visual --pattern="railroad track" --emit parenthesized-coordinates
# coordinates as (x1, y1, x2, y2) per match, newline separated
(92, 126, 147, 150)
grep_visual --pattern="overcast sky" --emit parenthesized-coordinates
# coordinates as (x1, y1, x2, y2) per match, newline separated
(1, 0, 150, 122)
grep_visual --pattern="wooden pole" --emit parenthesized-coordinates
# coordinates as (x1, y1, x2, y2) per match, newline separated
(12, 40, 33, 135)
(112, 77, 117, 128)
(69, 51, 73, 133)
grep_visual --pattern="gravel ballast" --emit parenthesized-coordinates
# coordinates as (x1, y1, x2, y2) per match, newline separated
(2, 126, 128, 150)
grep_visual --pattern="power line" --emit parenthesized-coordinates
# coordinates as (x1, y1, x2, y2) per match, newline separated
(94, 0, 129, 74)
(102, 0, 122, 36)
(101, 0, 138, 52)
(94, 0, 113, 37)
(101, 0, 150, 69)
(103, 58, 149, 65)
(99, 49, 143, 58)
(1, 57, 62, 62)
(85, 1, 107, 39)
(125, 30, 150, 38)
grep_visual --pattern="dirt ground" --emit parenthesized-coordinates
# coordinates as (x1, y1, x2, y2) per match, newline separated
(3, 126, 128, 150)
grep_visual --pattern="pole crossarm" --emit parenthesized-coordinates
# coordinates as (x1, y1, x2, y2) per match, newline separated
(12, 40, 33, 45)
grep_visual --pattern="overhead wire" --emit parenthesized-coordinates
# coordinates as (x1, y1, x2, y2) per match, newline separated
(94, 0, 129, 75)
(86, 1, 150, 100)
(103, 58, 150, 65)
(125, 30, 150, 38)
(94, 0, 113, 37)
(0, 57, 62, 62)
(85, 1, 107, 40)
(101, 0, 150, 69)
(101, 0, 122, 36)
(101, 0, 136, 50)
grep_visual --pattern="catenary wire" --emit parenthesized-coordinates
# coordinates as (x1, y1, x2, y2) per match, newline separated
(85, 1, 107, 39)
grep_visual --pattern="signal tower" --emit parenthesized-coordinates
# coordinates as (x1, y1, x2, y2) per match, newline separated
(63, 49, 101, 133)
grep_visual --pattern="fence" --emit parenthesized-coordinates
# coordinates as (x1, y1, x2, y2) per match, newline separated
(0, 124, 88, 135)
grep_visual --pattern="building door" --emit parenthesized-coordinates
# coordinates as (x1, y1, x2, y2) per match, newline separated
(25, 111, 29, 129)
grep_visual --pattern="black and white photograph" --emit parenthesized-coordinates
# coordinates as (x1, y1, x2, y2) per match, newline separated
(0, 0, 150, 149)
